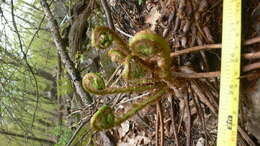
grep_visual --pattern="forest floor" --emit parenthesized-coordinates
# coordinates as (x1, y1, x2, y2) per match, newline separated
(87, 0, 260, 145)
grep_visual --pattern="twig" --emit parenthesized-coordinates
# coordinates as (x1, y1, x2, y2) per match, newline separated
(243, 51, 260, 60)
(40, 0, 92, 104)
(0, 6, 8, 23)
(245, 36, 260, 45)
(169, 97, 180, 146)
(177, 107, 184, 134)
(116, 27, 133, 38)
(240, 71, 260, 79)
(238, 126, 256, 146)
(106, 64, 123, 87)
(66, 119, 90, 146)
(171, 63, 260, 79)
(118, 92, 150, 105)
(56, 52, 63, 141)
(171, 43, 221, 57)
(173, 64, 260, 78)
(156, 100, 165, 146)
(156, 103, 160, 146)
(27, 15, 46, 54)
(191, 81, 256, 145)
(101, 0, 115, 30)
(170, 36, 260, 57)
(184, 90, 191, 146)
(243, 62, 260, 72)
(191, 80, 217, 115)
(172, 71, 220, 78)
(190, 86, 209, 145)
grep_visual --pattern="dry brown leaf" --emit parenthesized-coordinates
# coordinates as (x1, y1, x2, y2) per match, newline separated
(118, 120, 130, 138)
(145, 7, 161, 31)
(196, 137, 205, 146)
(117, 131, 150, 146)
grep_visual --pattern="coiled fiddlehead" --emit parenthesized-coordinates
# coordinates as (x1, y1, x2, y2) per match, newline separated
(82, 73, 106, 92)
(90, 105, 115, 131)
(91, 26, 129, 55)
(129, 30, 172, 80)
(90, 88, 167, 131)
(107, 49, 126, 63)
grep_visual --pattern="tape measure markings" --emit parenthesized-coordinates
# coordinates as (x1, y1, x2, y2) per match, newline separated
(216, 0, 241, 146)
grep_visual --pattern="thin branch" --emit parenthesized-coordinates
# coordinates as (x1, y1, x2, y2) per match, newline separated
(169, 97, 180, 146)
(56, 52, 63, 141)
(191, 89, 209, 145)
(3, 7, 38, 28)
(156, 104, 159, 146)
(243, 62, 260, 72)
(245, 36, 260, 45)
(173, 64, 260, 78)
(66, 119, 90, 146)
(10, 0, 40, 130)
(156, 100, 164, 146)
(172, 71, 220, 78)
(21, 0, 41, 11)
(238, 126, 256, 146)
(184, 90, 191, 146)
(0, 7, 8, 23)
(27, 15, 46, 54)
(171, 64, 260, 79)
(101, 0, 115, 30)
(240, 71, 260, 79)
(243, 51, 260, 60)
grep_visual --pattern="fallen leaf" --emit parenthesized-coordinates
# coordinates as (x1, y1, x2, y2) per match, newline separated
(196, 137, 205, 146)
(145, 7, 161, 31)
(118, 120, 130, 138)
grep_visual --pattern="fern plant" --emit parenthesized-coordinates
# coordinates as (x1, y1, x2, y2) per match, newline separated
(83, 26, 183, 131)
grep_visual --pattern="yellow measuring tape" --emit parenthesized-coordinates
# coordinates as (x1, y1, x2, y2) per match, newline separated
(217, 0, 241, 145)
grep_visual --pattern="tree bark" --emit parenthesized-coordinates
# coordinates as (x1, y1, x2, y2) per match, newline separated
(40, 0, 92, 105)
(68, 4, 90, 59)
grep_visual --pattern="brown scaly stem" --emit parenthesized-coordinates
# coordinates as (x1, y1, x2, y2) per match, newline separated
(121, 55, 132, 80)
(170, 36, 260, 58)
(127, 78, 161, 85)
